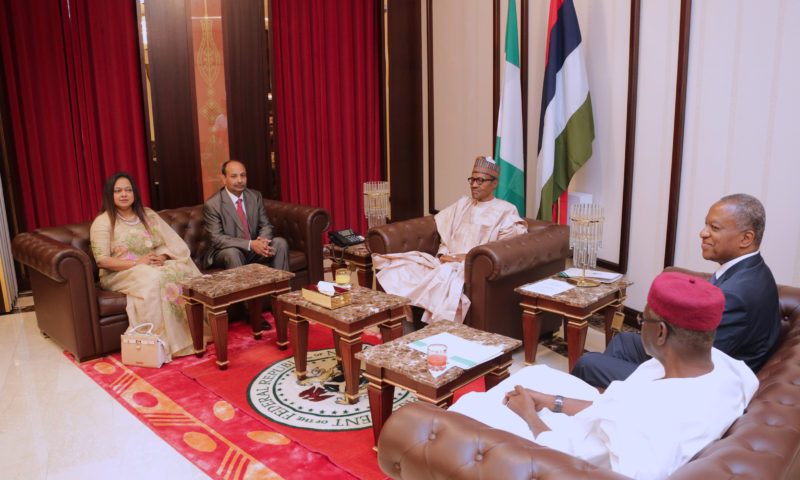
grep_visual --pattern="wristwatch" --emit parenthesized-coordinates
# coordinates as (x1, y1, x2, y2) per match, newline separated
(553, 395, 564, 413)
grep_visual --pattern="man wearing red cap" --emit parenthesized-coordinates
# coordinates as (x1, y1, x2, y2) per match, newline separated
(449, 272, 758, 479)
(373, 156, 527, 324)
(572, 193, 780, 388)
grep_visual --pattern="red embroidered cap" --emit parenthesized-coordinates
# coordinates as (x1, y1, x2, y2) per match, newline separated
(647, 272, 725, 331)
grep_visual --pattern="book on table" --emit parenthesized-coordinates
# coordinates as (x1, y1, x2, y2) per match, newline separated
(301, 284, 352, 309)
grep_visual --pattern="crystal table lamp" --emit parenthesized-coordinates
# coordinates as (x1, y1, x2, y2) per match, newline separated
(364, 181, 390, 229)
(569, 203, 604, 287)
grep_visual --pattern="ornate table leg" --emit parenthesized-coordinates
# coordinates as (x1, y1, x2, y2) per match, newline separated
(431, 393, 455, 408)
(274, 298, 289, 350)
(183, 297, 206, 357)
(355, 263, 374, 289)
(485, 357, 513, 390)
(247, 296, 265, 340)
(289, 314, 309, 380)
(522, 307, 543, 365)
(378, 308, 405, 342)
(332, 331, 342, 363)
(208, 305, 230, 370)
(565, 318, 589, 372)
(604, 300, 624, 346)
(364, 371, 394, 445)
(339, 333, 364, 404)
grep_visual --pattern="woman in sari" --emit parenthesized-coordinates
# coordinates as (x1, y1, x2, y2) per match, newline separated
(90, 172, 203, 361)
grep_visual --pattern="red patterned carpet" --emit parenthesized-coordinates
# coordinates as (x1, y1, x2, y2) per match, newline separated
(71, 315, 486, 479)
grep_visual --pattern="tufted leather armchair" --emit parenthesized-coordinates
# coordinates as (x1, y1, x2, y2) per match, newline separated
(376, 280, 800, 480)
(367, 216, 570, 339)
(11, 199, 330, 362)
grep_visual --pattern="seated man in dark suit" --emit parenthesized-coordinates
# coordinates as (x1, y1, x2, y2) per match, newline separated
(572, 193, 780, 388)
(202, 159, 289, 271)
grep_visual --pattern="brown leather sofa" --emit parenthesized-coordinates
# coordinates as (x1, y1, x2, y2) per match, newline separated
(367, 216, 570, 340)
(11, 199, 330, 363)
(376, 279, 800, 480)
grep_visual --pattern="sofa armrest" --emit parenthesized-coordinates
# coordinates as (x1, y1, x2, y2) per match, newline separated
(466, 223, 570, 283)
(377, 402, 629, 480)
(12, 232, 96, 286)
(366, 216, 440, 256)
(11, 232, 102, 361)
(263, 199, 331, 283)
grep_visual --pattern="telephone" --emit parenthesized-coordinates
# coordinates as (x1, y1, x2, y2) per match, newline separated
(328, 228, 365, 247)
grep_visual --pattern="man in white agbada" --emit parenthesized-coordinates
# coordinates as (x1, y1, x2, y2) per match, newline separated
(372, 156, 527, 323)
(449, 272, 758, 480)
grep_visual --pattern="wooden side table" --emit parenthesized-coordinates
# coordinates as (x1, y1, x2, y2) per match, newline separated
(276, 286, 409, 404)
(355, 321, 521, 445)
(324, 242, 374, 288)
(515, 277, 630, 372)
(179, 264, 294, 370)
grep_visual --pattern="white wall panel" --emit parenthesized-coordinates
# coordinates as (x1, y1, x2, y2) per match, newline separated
(624, 0, 681, 309)
(431, 0, 493, 210)
(674, 0, 800, 288)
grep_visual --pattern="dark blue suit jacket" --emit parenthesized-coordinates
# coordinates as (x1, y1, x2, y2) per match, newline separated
(713, 253, 780, 372)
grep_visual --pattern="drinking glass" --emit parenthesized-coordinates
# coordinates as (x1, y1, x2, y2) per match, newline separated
(335, 268, 350, 287)
(427, 344, 447, 372)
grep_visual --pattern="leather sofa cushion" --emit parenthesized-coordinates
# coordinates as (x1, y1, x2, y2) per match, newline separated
(97, 288, 127, 318)
(288, 250, 307, 273)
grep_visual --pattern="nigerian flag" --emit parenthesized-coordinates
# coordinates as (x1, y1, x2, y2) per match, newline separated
(535, 0, 595, 221)
(494, 0, 524, 216)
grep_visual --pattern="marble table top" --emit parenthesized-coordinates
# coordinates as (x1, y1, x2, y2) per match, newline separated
(515, 275, 631, 308)
(277, 285, 408, 323)
(324, 242, 371, 258)
(355, 321, 521, 388)
(179, 263, 294, 298)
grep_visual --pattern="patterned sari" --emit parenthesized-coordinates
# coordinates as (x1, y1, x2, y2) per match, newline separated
(90, 208, 203, 361)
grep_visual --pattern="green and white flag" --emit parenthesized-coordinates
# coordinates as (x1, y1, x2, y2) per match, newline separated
(494, 0, 525, 216)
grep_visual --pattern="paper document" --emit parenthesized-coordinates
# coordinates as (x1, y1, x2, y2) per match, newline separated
(520, 278, 574, 296)
(561, 268, 622, 283)
(408, 332, 502, 373)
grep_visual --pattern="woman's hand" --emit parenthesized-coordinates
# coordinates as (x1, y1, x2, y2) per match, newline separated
(134, 253, 167, 267)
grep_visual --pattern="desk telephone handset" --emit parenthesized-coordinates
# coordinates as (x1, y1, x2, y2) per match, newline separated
(328, 228, 365, 247)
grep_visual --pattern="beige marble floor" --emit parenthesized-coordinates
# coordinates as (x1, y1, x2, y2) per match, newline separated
(0, 296, 207, 480)
(0, 293, 607, 479)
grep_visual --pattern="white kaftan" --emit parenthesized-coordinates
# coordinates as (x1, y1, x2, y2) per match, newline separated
(372, 196, 527, 323)
(449, 349, 758, 480)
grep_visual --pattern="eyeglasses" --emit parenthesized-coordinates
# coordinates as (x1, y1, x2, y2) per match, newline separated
(636, 313, 661, 327)
(466, 176, 496, 185)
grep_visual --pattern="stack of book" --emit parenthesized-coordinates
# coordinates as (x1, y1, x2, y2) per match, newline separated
(301, 284, 352, 309)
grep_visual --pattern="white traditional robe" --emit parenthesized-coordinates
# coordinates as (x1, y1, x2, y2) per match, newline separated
(373, 196, 527, 323)
(449, 349, 758, 480)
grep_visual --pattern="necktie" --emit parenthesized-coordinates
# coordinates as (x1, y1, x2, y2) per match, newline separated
(236, 198, 250, 239)
(710, 273, 718, 285)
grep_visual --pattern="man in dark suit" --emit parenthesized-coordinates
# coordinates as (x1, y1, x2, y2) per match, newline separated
(572, 193, 780, 388)
(202, 160, 289, 271)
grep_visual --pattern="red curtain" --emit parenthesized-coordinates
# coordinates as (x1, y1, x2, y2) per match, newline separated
(0, 0, 149, 230)
(271, 0, 381, 235)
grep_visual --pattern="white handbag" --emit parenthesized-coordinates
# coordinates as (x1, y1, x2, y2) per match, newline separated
(120, 323, 169, 368)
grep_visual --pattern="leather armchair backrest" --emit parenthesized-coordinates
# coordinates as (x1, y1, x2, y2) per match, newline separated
(156, 205, 207, 263)
(36, 205, 209, 279)
(34, 222, 96, 272)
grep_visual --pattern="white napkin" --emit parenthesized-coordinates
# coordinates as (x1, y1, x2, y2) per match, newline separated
(317, 281, 337, 295)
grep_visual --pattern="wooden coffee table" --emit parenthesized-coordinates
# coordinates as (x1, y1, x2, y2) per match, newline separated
(355, 321, 521, 445)
(276, 285, 409, 404)
(324, 242, 374, 288)
(179, 263, 294, 370)
(515, 276, 630, 371)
